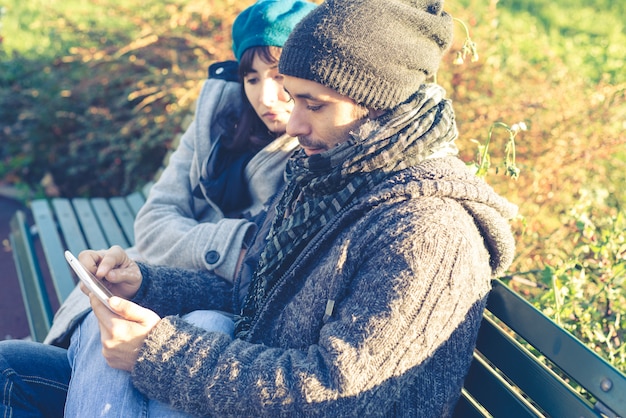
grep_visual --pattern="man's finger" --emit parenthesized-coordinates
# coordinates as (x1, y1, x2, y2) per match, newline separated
(108, 297, 160, 326)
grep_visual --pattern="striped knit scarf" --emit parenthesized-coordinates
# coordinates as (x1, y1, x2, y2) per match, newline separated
(235, 84, 458, 338)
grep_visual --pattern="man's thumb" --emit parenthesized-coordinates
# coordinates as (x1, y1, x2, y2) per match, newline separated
(107, 296, 161, 328)
(108, 297, 141, 321)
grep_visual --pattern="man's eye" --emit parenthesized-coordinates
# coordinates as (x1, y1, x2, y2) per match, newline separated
(307, 104, 322, 111)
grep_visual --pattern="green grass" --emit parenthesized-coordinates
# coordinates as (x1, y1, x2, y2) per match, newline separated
(4, 1, 126, 58)
(457, 0, 626, 84)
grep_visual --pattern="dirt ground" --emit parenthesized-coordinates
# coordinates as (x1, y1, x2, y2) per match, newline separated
(0, 195, 31, 340)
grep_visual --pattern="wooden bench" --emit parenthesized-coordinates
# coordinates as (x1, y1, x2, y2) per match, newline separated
(7, 109, 190, 343)
(453, 279, 626, 417)
(9, 195, 626, 417)
(8, 183, 152, 342)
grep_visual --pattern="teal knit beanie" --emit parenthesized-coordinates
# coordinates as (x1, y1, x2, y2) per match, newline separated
(232, 0, 317, 62)
(279, 0, 454, 110)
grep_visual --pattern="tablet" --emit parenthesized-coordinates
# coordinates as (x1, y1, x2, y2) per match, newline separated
(64, 250, 115, 312)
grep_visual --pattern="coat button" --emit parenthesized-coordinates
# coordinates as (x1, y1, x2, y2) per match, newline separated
(205, 250, 220, 264)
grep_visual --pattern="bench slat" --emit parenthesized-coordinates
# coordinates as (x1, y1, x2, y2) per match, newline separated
(51, 198, 87, 256)
(488, 280, 626, 416)
(124, 191, 147, 216)
(9, 211, 53, 342)
(108, 197, 135, 245)
(30, 200, 76, 303)
(90, 198, 129, 248)
(476, 315, 597, 417)
(72, 198, 109, 250)
(141, 181, 154, 199)
(453, 390, 488, 418)
(459, 351, 540, 417)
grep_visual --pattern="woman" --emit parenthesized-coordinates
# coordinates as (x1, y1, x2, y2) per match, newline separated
(45, 0, 316, 348)
(0, 1, 316, 416)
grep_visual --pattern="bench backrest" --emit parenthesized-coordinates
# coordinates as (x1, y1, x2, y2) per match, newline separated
(9, 114, 181, 341)
(454, 280, 626, 417)
(9, 184, 152, 341)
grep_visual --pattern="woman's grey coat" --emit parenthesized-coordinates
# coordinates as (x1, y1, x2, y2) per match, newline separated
(133, 78, 298, 281)
(44, 78, 298, 346)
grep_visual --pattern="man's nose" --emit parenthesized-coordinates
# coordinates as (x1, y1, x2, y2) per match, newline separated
(286, 108, 307, 138)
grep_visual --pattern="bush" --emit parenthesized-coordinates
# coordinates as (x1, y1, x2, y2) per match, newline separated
(0, 0, 243, 197)
(445, 0, 626, 371)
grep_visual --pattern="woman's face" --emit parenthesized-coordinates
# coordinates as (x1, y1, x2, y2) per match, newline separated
(243, 53, 293, 134)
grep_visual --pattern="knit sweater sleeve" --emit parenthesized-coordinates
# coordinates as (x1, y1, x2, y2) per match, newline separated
(130, 196, 496, 417)
(132, 262, 234, 317)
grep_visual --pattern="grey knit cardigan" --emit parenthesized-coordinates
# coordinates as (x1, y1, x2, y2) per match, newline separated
(130, 156, 517, 417)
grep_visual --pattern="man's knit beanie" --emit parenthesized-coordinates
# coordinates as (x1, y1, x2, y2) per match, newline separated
(232, 0, 317, 62)
(279, 0, 454, 110)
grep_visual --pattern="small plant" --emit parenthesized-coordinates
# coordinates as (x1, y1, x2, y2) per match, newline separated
(452, 17, 479, 65)
(469, 121, 524, 180)
(0, 6, 5, 45)
(448, 16, 522, 181)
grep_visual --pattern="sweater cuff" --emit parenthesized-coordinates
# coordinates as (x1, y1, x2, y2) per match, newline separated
(132, 262, 153, 305)
(131, 315, 231, 410)
(131, 316, 185, 404)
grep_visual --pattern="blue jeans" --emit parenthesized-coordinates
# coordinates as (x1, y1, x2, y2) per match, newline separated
(65, 310, 234, 417)
(0, 339, 70, 417)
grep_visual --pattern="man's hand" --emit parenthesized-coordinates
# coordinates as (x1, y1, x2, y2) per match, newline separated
(78, 245, 142, 299)
(90, 293, 161, 371)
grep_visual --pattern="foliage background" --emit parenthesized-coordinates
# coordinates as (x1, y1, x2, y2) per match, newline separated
(0, 0, 624, 370)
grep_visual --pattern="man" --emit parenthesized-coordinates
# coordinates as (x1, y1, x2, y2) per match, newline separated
(2, 0, 518, 416)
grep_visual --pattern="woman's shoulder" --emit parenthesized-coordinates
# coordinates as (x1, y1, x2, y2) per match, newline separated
(207, 60, 238, 82)
(197, 60, 242, 114)
(193, 74, 243, 138)
(197, 77, 242, 110)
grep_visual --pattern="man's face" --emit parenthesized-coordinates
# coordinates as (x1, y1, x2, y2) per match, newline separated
(283, 75, 369, 156)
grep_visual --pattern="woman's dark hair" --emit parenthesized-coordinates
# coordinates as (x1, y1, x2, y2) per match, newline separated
(224, 45, 283, 153)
